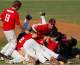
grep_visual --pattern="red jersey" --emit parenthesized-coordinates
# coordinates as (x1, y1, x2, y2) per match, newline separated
(47, 38, 58, 52)
(34, 24, 51, 35)
(33, 24, 51, 44)
(0, 8, 20, 31)
(16, 33, 32, 51)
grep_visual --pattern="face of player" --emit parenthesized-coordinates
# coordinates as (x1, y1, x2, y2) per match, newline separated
(16, 6, 21, 10)
(48, 23, 54, 29)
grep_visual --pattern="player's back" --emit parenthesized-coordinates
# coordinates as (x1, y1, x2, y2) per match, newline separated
(16, 33, 32, 50)
(1, 8, 18, 30)
(35, 24, 50, 35)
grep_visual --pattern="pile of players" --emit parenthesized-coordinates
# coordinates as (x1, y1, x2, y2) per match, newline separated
(0, 1, 80, 65)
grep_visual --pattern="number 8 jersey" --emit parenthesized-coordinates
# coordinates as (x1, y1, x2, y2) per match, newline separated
(0, 8, 20, 31)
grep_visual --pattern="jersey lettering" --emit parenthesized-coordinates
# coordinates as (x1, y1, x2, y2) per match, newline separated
(19, 37, 25, 43)
(4, 14, 10, 22)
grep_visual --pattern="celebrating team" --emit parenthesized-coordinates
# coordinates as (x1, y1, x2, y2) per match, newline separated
(0, 1, 79, 65)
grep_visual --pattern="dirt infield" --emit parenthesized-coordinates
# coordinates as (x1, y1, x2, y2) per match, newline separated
(56, 21, 80, 41)
(0, 20, 80, 42)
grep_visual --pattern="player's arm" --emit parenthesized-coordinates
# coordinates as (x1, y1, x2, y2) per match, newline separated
(32, 24, 38, 32)
(0, 13, 2, 29)
(31, 32, 37, 38)
(15, 13, 24, 32)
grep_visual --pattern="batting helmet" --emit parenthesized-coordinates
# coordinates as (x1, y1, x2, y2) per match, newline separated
(26, 14, 32, 20)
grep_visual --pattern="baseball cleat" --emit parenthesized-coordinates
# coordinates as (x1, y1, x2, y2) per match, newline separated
(0, 57, 4, 61)
(0, 53, 12, 60)
(40, 11, 46, 16)
(59, 61, 64, 65)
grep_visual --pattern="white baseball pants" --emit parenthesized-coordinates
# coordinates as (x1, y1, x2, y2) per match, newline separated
(23, 39, 59, 63)
(0, 30, 17, 56)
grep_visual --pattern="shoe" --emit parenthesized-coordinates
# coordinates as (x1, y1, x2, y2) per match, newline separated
(57, 55, 67, 63)
(76, 54, 80, 59)
(67, 60, 73, 64)
(0, 57, 4, 61)
(44, 61, 51, 65)
(59, 61, 64, 65)
(0, 53, 12, 60)
(40, 11, 46, 16)
(5, 59, 13, 64)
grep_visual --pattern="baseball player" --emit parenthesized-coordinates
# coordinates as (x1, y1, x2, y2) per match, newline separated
(15, 31, 66, 63)
(32, 13, 60, 52)
(5, 30, 66, 65)
(0, 1, 23, 57)
(23, 14, 32, 32)
(5, 32, 36, 64)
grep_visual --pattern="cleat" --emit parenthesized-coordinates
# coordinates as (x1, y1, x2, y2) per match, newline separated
(59, 61, 64, 65)
(57, 55, 67, 63)
(67, 60, 73, 64)
(44, 61, 51, 65)
(0, 57, 4, 61)
(40, 11, 46, 16)
(0, 53, 12, 60)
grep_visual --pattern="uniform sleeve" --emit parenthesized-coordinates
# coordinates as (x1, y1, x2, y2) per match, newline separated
(15, 12, 21, 25)
(35, 25, 46, 32)
(32, 24, 37, 32)
(32, 24, 44, 32)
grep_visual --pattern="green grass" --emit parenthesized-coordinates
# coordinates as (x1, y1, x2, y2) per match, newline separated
(0, 0, 80, 23)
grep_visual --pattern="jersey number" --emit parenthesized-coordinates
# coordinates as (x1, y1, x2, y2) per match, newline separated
(5, 14, 10, 22)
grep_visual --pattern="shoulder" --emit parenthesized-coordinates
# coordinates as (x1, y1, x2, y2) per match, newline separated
(2, 8, 8, 12)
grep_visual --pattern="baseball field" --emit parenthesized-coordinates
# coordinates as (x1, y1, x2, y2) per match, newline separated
(0, 0, 80, 65)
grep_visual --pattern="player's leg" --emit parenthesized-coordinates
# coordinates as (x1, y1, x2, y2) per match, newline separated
(0, 43, 10, 54)
(30, 40, 58, 64)
(41, 45, 59, 59)
(6, 50, 24, 64)
(40, 16, 46, 24)
(23, 40, 37, 58)
(40, 12, 46, 24)
(41, 45, 67, 63)
(23, 40, 38, 65)
(4, 39, 16, 56)
(23, 39, 47, 63)
(4, 30, 16, 42)
(1, 30, 17, 56)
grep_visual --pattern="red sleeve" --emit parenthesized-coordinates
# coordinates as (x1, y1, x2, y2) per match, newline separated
(15, 12, 21, 25)
(35, 24, 49, 33)
(35, 25, 45, 32)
